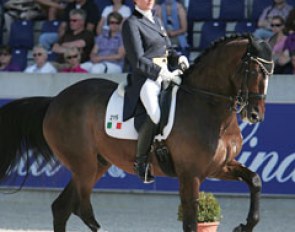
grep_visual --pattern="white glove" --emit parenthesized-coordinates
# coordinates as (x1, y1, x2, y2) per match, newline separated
(158, 67, 182, 85)
(178, 55, 190, 71)
(159, 67, 173, 82)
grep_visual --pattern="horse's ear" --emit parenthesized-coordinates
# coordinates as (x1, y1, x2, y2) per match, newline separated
(247, 34, 260, 57)
(247, 34, 274, 74)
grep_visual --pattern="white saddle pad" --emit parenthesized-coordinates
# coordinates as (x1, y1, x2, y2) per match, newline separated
(105, 83, 179, 140)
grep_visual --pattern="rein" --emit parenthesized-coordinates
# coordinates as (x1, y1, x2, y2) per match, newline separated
(177, 41, 274, 113)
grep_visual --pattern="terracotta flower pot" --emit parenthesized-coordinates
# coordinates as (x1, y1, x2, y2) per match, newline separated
(197, 221, 220, 232)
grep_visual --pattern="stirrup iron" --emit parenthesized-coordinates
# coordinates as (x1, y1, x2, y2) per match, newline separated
(144, 163, 154, 184)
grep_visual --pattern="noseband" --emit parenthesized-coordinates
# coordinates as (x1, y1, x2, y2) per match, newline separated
(180, 41, 274, 113)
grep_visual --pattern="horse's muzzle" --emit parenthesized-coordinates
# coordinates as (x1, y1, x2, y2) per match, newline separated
(249, 110, 264, 124)
(241, 107, 264, 124)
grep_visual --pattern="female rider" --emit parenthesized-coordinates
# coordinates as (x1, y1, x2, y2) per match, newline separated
(122, 0, 189, 183)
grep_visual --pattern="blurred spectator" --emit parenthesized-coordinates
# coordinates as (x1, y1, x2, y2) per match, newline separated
(60, 47, 88, 73)
(39, 0, 100, 51)
(282, 50, 295, 74)
(59, 0, 100, 36)
(253, 0, 292, 40)
(0, 2, 4, 31)
(24, 44, 57, 73)
(35, 0, 69, 21)
(82, 12, 125, 73)
(283, 32, 295, 52)
(153, 0, 162, 16)
(52, 8, 94, 64)
(285, 7, 295, 34)
(96, 0, 131, 35)
(276, 31, 295, 70)
(0, 45, 21, 72)
(268, 15, 287, 73)
(4, 0, 45, 36)
(158, 0, 188, 56)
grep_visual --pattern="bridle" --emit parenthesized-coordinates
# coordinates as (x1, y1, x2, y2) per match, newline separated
(178, 41, 274, 113)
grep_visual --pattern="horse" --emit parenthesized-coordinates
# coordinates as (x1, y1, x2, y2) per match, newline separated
(0, 34, 273, 232)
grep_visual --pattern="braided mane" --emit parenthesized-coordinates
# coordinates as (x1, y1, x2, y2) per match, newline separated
(193, 33, 250, 65)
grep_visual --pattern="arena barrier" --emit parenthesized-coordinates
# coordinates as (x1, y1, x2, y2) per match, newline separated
(0, 72, 294, 196)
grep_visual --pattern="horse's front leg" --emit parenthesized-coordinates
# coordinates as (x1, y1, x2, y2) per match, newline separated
(179, 175, 200, 232)
(214, 160, 261, 232)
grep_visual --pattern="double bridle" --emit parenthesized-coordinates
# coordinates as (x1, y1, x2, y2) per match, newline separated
(179, 45, 274, 113)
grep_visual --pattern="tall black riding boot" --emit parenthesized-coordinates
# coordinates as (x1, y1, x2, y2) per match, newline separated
(134, 117, 157, 184)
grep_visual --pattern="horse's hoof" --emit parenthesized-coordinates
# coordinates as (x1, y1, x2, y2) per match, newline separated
(98, 229, 109, 232)
(233, 224, 246, 232)
(89, 222, 100, 232)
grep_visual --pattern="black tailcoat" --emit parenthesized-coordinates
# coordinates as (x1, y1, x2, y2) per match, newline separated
(122, 10, 179, 121)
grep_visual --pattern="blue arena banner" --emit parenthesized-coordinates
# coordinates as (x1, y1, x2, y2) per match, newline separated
(0, 99, 294, 196)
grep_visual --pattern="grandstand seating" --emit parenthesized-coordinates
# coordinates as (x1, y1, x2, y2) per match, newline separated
(2, 0, 294, 64)
(41, 20, 61, 33)
(218, 0, 246, 21)
(11, 49, 28, 71)
(0, 27, 2, 45)
(287, 0, 295, 7)
(9, 20, 34, 50)
(47, 50, 58, 62)
(187, 0, 213, 47)
(187, 0, 213, 21)
(234, 21, 257, 34)
(198, 21, 226, 50)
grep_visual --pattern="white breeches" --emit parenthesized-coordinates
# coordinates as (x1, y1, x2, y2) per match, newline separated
(140, 78, 161, 124)
(81, 62, 122, 74)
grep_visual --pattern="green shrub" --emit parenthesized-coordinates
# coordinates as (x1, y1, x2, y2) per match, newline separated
(178, 192, 222, 222)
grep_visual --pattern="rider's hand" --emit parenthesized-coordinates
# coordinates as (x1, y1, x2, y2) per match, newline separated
(178, 55, 190, 71)
(159, 67, 182, 85)
(159, 67, 173, 82)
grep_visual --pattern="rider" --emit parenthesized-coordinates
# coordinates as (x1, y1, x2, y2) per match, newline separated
(122, 0, 189, 183)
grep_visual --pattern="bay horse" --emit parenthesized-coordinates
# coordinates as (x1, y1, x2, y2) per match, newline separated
(0, 35, 273, 232)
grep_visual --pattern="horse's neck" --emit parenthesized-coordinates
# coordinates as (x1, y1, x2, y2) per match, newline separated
(177, 90, 238, 134)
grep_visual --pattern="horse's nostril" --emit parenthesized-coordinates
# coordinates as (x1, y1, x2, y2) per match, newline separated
(251, 112, 259, 121)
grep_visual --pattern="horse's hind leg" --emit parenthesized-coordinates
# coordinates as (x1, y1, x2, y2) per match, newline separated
(214, 160, 261, 232)
(52, 158, 110, 232)
(52, 180, 78, 232)
(73, 159, 110, 232)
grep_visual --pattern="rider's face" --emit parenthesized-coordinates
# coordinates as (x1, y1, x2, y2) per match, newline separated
(134, 0, 155, 11)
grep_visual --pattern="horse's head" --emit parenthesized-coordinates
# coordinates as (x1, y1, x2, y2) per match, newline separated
(235, 35, 273, 124)
(183, 34, 273, 124)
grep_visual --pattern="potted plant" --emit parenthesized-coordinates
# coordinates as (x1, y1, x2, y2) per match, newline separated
(178, 191, 222, 232)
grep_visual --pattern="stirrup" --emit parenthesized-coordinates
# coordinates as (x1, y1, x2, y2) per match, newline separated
(134, 162, 155, 184)
(144, 163, 154, 184)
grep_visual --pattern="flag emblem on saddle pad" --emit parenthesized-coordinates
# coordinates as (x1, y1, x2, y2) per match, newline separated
(107, 122, 122, 129)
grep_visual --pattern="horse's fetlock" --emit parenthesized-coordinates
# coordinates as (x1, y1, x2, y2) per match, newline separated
(247, 212, 260, 226)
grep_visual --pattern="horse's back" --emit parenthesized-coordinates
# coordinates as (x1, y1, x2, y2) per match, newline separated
(42, 78, 118, 167)
(47, 78, 116, 113)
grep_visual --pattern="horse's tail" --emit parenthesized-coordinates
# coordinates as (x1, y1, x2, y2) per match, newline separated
(0, 97, 53, 182)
